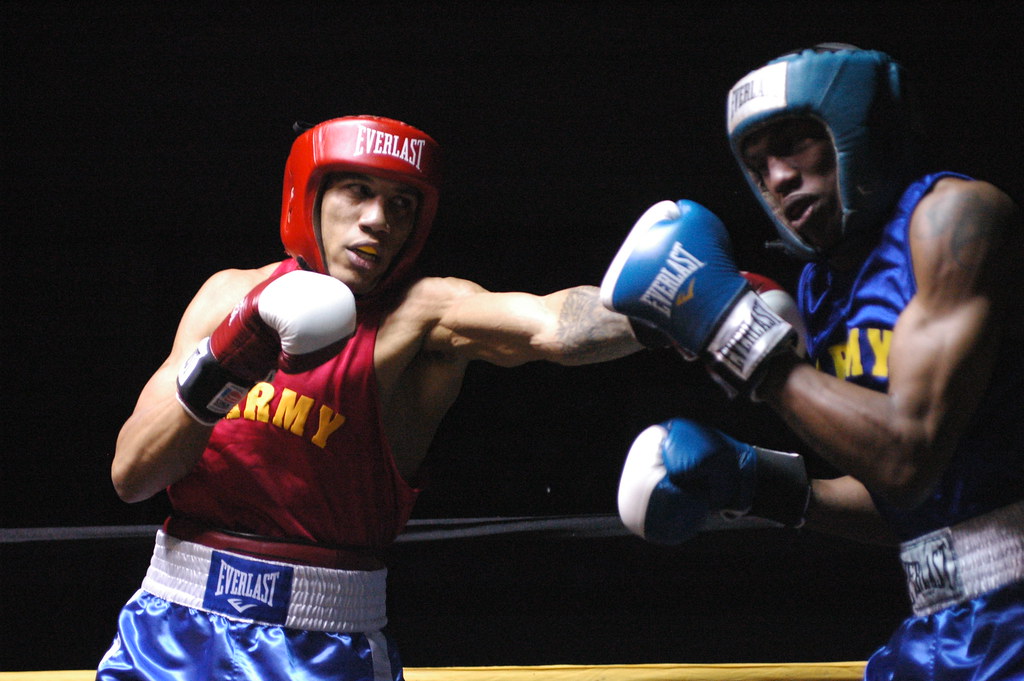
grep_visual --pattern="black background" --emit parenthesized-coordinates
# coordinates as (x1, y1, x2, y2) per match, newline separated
(3, 0, 1022, 672)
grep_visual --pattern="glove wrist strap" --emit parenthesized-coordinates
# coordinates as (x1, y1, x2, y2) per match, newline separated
(629, 318, 673, 350)
(704, 290, 797, 399)
(176, 337, 257, 426)
(749, 447, 810, 528)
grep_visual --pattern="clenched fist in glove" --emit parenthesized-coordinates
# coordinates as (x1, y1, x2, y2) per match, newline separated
(176, 269, 357, 425)
(617, 418, 810, 545)
(601, 200, 801, 398)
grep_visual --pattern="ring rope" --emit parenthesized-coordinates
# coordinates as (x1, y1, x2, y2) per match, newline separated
(0, 514, 776, 544)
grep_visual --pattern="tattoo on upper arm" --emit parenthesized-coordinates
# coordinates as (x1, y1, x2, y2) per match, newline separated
(923, 190, 999, 270)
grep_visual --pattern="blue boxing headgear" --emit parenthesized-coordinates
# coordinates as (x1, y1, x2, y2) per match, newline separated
(726, 44, 921, 260)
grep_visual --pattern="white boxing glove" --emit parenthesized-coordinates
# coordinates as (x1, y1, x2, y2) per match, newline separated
(177, 269, 356, 424)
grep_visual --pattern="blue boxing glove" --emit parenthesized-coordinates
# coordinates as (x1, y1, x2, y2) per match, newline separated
(617, 418, 810, 545)
(601, 200, 797, 398)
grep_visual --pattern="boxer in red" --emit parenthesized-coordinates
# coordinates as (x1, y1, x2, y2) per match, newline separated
(98, 116, 647, 680)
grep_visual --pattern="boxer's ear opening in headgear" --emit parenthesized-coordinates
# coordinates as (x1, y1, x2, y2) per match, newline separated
(726, 44, 922, 261)
(280, 115, 442, 292)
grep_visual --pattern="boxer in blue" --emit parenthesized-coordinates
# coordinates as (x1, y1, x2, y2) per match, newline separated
(602, 44, 1023, 679)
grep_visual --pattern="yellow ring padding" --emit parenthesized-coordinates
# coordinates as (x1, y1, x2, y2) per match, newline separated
(0, 662, 867, 681)
(404, 663, 868, 680)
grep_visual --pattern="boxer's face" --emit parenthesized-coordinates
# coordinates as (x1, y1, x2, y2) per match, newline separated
(741, 118, 842, 253)
(317, 173, 420, 293)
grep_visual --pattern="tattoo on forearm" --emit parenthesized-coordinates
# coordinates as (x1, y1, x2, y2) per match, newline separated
(556, 287, 630, 361)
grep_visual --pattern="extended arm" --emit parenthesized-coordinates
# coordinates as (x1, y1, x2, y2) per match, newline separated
(423, 278, 644, 367)
(759, 179, 1021, 508)
(616, 416, 902, 546)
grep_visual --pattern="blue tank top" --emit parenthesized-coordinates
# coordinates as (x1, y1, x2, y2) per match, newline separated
(798, 172, 1024, 540)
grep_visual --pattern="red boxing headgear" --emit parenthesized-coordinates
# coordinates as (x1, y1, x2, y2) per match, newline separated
(280, 116, 442, 289)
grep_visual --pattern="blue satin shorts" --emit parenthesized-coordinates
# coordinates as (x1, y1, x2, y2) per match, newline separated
(96, 590, 403, 681)
(865, 580, 1024, 681)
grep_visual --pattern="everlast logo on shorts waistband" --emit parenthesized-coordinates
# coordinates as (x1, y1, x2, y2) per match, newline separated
(900, 528, 963, 611)
(354, 124, 425, 170)
(203, 551, 295, 624)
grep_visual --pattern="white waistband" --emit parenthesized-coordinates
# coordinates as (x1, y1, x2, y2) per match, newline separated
(142, 530, 388, 632)
(900, 500, 1024, 617)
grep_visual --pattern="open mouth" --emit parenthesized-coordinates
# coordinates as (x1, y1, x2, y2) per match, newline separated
(783, 195, 816, 228)
(350, 245, 381, 263)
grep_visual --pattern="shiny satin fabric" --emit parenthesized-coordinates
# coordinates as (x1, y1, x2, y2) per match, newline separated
(96, 590, 402, 681)
(864, 581, 1024, 681)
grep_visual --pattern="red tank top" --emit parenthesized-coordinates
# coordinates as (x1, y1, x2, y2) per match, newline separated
(167, 260, 419, 550)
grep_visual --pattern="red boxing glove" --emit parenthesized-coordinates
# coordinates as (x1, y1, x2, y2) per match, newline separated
(177, 270, 357, 425)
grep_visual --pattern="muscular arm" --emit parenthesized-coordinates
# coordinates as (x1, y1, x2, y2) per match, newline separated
(760, 179, 1020, 509)
(422, 278, 644, 367)
(111, 265, 275, 503)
